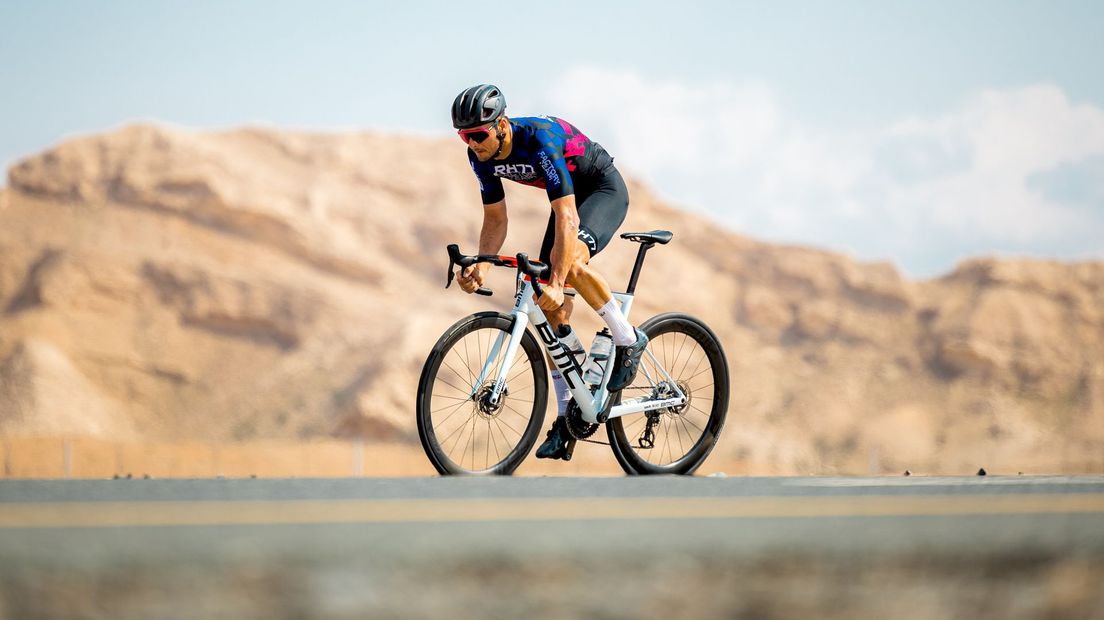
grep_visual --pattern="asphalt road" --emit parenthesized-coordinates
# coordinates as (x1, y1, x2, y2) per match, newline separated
(2, 476, 1103, 620)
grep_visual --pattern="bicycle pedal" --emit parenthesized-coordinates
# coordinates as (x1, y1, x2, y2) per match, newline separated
(562, 439, 576, 461)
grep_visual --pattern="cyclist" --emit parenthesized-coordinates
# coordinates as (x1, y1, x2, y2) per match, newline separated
(452, 83, 648, 461)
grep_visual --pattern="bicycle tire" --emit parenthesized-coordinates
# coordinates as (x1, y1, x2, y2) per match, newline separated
(607, 312, 729, 475)
(416, 311, 548, 475)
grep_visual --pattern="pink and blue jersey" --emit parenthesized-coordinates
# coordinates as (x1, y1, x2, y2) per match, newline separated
(468, 116, 615, 205)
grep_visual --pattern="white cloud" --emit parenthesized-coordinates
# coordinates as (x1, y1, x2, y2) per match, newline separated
(531, 67, 1104, 275)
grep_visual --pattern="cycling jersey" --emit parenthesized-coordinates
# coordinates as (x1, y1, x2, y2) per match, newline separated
(467, 116, 615, 204)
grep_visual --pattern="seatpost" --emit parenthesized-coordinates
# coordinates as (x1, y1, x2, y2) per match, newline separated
(626, 242, 655, 295)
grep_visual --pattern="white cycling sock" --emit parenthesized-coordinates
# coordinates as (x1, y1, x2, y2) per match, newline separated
(551, 370, 571, 417)
(597, 298, 636, 346)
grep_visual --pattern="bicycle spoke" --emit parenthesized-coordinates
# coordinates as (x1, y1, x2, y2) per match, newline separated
(507, 363, 533, 385)
(676, 352, 699, 384)
(487, 417, 496, 465)
(497, 407, 527, 437)
(671, 333, 690, 380)
(441, 411, 476, 456)
(679, 351, 707, 384)
(476, 331, 485, 389)
(673, 414, 686, 459)
(492, 416, 517, 448)
(662, 416, 674, 463)
(679, 411, 706, 433)
(508, 382, 535, 396)
(458, 338, 478, 388)
(676, 335, 700, 378)
(430, 394, 473, 405)
(682, 364, 714, 384)
(431, 398, 472, 421)
(463, 412, 478, 470)
(442, 410, 475, 452)
(677, 415, 701, 450)
(682, 414, 701, 450)
(434, 375, 474, 398)
(433, 397, 475, 429)
(687, 403, 713, 423)
(442, 359, 477, 391)
(659, 421, 671, 464)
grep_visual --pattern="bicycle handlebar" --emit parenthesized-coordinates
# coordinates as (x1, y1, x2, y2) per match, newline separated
(445, 244, 552, 298)
(514, 252, 545, 297)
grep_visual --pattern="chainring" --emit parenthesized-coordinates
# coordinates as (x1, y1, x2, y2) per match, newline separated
(565, 401, 600, 440)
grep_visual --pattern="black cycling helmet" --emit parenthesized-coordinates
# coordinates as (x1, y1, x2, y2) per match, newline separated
(452, 84, 507, 129)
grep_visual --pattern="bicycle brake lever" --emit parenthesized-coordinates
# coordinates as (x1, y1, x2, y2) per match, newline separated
(516, 252, 544, 298)
(445, 244, 460, 289)
(475, 288, 493, 297)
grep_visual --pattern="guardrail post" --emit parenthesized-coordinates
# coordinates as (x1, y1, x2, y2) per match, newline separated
(63, 438, 72, 479)
(353, 439, 365, 477)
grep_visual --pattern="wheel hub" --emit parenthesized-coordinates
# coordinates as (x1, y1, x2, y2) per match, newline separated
(668, 380, 692, 414)
(475, 385, 504, 419)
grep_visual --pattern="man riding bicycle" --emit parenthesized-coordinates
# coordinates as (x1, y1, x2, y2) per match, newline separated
(452, 83, 648, 461)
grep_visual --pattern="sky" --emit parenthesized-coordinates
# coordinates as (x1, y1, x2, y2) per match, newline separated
(1, 1, 1102, 276)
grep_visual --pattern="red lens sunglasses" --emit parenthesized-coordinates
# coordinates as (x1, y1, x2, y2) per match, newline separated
(458, 125, 495, 144)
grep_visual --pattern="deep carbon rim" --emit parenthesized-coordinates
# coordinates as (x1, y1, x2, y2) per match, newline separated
(419, 317, 546, 474)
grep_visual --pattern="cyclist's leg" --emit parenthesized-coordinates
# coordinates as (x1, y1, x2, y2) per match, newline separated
(539, 167, 628, 313)
(562, 167, 647, 391)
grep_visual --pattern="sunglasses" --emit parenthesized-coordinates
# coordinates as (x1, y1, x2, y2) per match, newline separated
(458, 125, 495, 144)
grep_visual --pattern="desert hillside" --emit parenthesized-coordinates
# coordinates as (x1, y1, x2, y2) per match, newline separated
(2, 124, 1102, 474)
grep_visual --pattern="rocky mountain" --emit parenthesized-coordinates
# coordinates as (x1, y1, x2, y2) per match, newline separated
(2, 124, 1101, 473)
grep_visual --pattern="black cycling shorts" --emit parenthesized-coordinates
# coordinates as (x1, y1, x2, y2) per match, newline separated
(539, 165, 629, 266)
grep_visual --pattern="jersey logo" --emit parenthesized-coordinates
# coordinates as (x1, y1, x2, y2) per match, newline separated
(493, 163, 537, 180)
(538, 151, 561, 188)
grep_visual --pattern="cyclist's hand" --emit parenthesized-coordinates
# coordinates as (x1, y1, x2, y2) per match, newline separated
(458, 263, 487, 294)
(537, 284, 565, 311)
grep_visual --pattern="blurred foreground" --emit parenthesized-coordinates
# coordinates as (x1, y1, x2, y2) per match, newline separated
(1, 477, 1102, 619)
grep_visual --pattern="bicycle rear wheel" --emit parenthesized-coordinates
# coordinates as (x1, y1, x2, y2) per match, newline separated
(607, 313, 729, 475)
(416, 311, 548, 475)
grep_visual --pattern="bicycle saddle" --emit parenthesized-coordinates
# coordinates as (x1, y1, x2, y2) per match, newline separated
(620, 230, 673, 245)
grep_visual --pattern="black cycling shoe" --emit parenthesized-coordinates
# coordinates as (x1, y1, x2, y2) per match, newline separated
(606, 328, 649, 392)
(535, 417, 576, 461)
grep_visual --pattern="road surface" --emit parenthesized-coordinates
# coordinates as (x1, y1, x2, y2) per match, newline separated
(1, 476, 1102, 619)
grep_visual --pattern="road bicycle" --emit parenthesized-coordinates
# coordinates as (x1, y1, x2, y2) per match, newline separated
(416, 230, 729, 475)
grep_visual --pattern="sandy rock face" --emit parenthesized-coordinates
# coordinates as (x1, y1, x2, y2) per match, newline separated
(2, 123, 1102, 473)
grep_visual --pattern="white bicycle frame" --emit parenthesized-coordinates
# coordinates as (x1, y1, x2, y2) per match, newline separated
(471, 276, 687, 425)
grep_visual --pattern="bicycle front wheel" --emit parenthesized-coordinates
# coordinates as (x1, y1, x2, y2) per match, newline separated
(416, 311, 548, 475)
(607, 312, 729, 475)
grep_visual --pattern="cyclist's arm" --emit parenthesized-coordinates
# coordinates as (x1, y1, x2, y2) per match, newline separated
(458, 200, 506, 292)
(547, 194, 579, 288)
(478, 200, 508, 256)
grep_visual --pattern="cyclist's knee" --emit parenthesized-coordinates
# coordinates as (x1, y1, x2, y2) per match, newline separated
(565, 253, 591, 285)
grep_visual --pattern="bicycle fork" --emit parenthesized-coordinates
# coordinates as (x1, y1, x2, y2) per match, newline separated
(470, 311, 530, 406)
